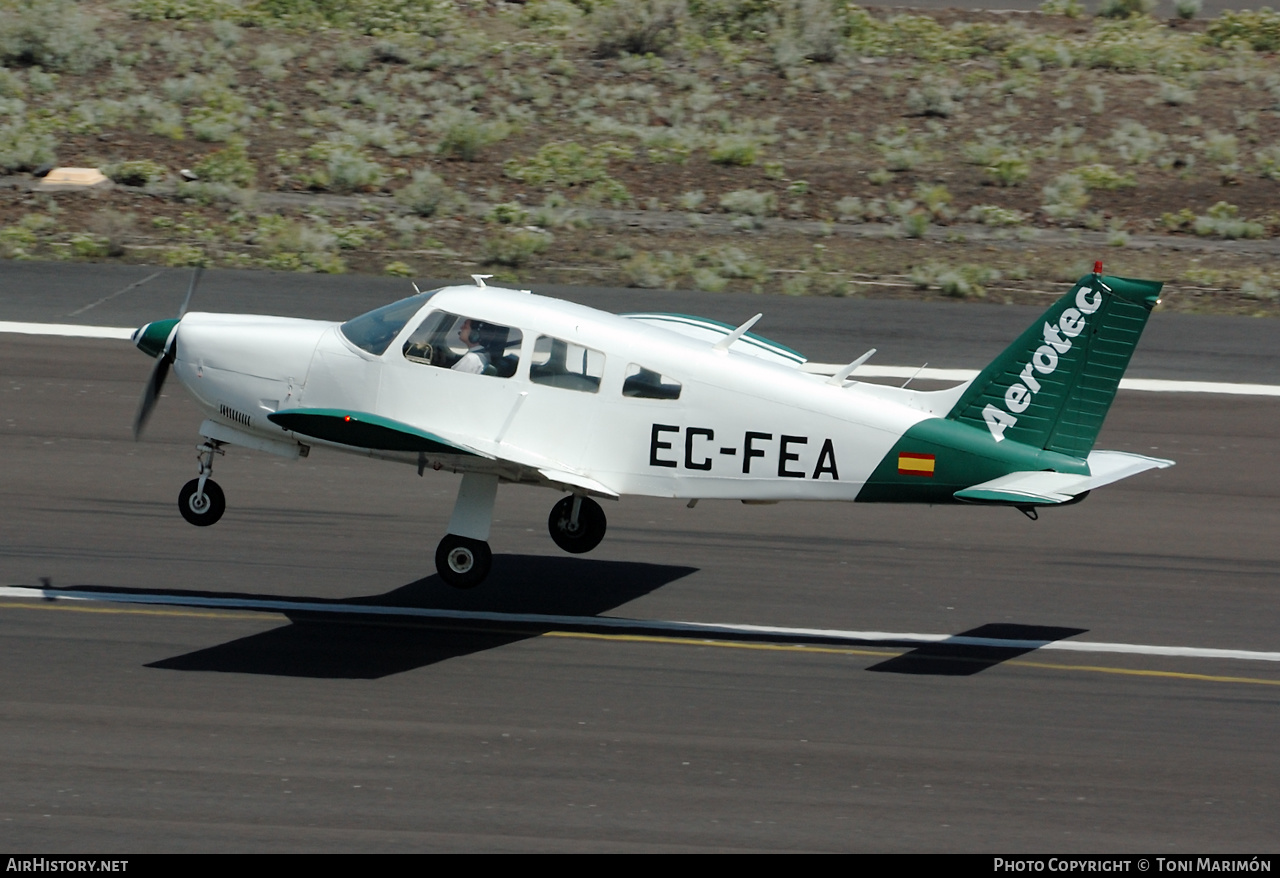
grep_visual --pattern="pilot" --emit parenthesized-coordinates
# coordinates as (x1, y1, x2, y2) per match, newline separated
(451, 319, 507, 374)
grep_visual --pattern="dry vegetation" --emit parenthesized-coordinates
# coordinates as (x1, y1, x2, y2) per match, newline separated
(6, 0, 1280, 311)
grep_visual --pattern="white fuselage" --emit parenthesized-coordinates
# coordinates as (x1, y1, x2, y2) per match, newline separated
(171, 286, 967, 501)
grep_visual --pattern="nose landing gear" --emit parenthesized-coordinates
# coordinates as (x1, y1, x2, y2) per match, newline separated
(178, 440, 225, 527)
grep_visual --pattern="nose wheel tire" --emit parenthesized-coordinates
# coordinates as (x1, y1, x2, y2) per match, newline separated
(548, 496, 607, 554)
(435, 534, 492, 589)
(178, 478, 225, 527)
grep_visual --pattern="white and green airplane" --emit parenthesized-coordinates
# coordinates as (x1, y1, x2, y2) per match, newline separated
(132, 266, 1172, 588)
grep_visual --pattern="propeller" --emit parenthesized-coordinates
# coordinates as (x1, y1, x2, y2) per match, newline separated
(132, 267, 202, 439)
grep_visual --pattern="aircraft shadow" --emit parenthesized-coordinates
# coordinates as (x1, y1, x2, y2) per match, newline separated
(865, 623, 1088, 677)
(136, 554, 697, 679)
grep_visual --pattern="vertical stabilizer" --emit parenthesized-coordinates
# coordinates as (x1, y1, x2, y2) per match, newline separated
(946, 272, 1162, 457)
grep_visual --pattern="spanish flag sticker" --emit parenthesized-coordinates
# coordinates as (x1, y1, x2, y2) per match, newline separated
(898, 452, 935, 477)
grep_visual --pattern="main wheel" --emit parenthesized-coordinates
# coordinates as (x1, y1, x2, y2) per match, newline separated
(178, 478, 225, 527)
(548, 495, 606, 554)
(435, 534, 492, 589)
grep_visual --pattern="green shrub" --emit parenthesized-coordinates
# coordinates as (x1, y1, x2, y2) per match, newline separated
(591, 0, 685, 58)
(0, 122, 55, 172)
(1108, 119, 1167, 165)
(1193, 202, 1264, 239)
(900, 212, 930, 238)
(699, 245, 766, 280)
(0, 0, 115, 73)
(910, 262, 998, 298)
(1039, 0, 1084, 16)
(719, 189, 776, 216)
(1074, 163, 1136, 190)
(434, 109, 511, 162)
(985, 154, 1029, 187)
(483, 228, 551, 266)
(1042, 172, 1089, 220)
(964, 204, 1029, 226)
(384, 261, 414, 277)
(193, 140, 257, 187)
(579, 177, 633, 207)
(504, 141, 632, 187)
(104, 160, 168, 187)
(709, 137, 759, 167)
(1205, 8, 1280, 51)
(162, 244, 208, 267)
(488, 202, 530, 225)
(302, 142, 385, 192)
(692, 267, 728, 292)
(1097, 0, 1156, 19)
(395, 168, 461, 216)
(622, 251, 682, 289)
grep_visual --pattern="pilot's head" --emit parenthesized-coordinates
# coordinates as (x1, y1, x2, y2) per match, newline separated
(460, 319, 505, 351)
(458, 319, 481, 347)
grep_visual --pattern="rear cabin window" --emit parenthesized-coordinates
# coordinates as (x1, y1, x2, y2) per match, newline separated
(622, 364, 682, 400)
(529, 335, 604, 393)
(402, 311, 522, 378)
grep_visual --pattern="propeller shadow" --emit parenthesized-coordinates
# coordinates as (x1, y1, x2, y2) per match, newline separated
(134, 554, 697, 679)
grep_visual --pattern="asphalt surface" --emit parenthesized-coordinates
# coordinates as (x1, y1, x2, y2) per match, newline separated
(1, 263, 1278, 852)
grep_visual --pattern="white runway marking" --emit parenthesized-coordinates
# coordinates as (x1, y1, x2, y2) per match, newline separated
(0, 321, 135, 340)
(805, 364, 1280, 397)
(4, 323, 1280, 396)
(2, 585, 1277, 664)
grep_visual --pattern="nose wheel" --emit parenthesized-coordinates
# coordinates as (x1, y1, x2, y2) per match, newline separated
(178, 477, 225, 526)
(548, 495, 607, 554)
(178, 439, 226, 526)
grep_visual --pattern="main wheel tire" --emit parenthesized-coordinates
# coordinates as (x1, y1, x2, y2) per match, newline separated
(178, 478, 225, 527)
(548, 495, 607, 554)
(435, 534, 492, 589)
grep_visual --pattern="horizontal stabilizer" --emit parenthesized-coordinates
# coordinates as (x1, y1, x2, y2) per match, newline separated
(954, 450, 1173, 506)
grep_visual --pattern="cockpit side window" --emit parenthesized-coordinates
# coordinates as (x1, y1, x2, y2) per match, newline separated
(529, 335, 604, 393)
(402, 311, 522, 378)
(340, 290, 438, 356)
(623, 364, 682, 400)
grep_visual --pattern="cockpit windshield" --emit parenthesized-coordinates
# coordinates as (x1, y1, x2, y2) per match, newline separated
(339, 290, 439, 355)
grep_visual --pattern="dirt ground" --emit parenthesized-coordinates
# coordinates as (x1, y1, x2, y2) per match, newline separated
(4, 3, 1280, 314)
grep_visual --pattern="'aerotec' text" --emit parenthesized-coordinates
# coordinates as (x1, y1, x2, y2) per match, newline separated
(982, 286, 1103, 442)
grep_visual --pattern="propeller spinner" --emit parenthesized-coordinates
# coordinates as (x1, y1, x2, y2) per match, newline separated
(131, 267, 202, 439)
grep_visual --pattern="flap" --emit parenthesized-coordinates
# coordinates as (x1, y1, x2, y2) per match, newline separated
(537, 468, 620, 499)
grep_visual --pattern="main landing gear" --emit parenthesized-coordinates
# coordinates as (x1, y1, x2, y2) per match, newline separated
(434, 472, 498, 589)
(178, 439, 225, 527)
(547, 495, 606, 554)
(432, 476, 610, 589)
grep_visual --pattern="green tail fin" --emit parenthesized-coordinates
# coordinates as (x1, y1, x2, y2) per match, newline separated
(946, 272, 1162, 457)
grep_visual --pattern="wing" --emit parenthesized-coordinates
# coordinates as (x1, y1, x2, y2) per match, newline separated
(267, 408, 493, 457)
(621, 313, 807, 367)
(267, 408, 621, 498)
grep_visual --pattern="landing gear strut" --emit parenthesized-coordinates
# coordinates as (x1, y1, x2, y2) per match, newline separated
(548, 495, 606, 554)
(178, 439, 225, 526)
(435, 473, 498, 589)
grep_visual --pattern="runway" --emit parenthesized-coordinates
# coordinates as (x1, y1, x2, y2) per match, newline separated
(1, 264, 1278, 851)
